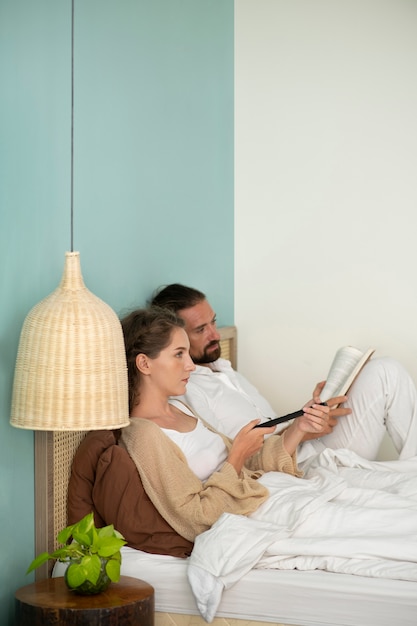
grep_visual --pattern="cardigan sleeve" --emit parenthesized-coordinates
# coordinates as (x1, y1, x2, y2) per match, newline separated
(121, 418, 269, 542)
(245, 430, 303, 478)
(196, 414, 302, 478)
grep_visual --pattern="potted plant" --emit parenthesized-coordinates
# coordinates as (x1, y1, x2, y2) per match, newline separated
(27, 512, 127, 595)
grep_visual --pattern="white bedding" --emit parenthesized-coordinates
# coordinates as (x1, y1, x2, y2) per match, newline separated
(54, 542, 417, 626)
(52, 448, 417, 626)
(187, 448, 417, 622)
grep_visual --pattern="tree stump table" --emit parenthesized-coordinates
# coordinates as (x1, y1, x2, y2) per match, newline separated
(15, 575, 154, 626)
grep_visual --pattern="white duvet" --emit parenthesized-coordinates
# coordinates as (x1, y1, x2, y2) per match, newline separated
(187, 448, 417, 622)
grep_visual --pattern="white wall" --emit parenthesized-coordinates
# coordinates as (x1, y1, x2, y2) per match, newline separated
(235, 0, 417, 459)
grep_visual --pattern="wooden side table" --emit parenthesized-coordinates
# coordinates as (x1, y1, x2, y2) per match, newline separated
(15, 575, 154, 626)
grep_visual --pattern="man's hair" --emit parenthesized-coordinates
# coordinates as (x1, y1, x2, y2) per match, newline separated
(150, 283, 206, 313)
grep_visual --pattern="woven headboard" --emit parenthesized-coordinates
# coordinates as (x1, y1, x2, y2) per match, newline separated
(33, 325, 237, 580)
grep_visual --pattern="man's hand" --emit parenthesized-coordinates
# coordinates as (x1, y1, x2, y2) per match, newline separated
(300, 381, 352, 442)
(300, 415, 337, 440)
(283, 403, 330, 454)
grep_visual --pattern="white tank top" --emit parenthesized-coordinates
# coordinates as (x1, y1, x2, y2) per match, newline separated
(162, 402, 228, 482)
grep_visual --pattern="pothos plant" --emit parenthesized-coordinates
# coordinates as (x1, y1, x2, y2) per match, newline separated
(27, 512, 127, 594)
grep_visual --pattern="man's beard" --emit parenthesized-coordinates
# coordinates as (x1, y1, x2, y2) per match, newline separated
(192, 340, 221, 365)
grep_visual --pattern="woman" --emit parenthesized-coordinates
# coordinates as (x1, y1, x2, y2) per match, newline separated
(120, 307, 330, 542)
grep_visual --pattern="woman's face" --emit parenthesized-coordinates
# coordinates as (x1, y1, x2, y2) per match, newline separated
(146, 327, 196, 397)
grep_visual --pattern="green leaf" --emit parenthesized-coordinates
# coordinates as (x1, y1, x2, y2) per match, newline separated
(105, 557, 121, 582)
(114, 529, 125, 540)
(97, 536, 126, 557)
(82, 554, 102, 585)
(65, 562, 87, 588)
(97, 524, 116, 538)
(52, 546, 79, 560)
(57, 523, 75, 545)
(97, 524, 125, 541)
(72, 531, 93, 548)
(26, 552, 50, 574)
(77, 512, 95, 535)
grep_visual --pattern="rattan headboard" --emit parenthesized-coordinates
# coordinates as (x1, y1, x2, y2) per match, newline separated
(34, 325, 237, 580)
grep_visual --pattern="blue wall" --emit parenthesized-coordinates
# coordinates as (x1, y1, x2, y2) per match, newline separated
(0, 1, 233, 623)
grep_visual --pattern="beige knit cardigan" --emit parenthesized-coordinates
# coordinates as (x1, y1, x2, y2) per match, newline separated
(121, 412, 303, 542)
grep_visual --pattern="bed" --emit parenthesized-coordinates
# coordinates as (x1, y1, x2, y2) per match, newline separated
(35, 326, 417, 626)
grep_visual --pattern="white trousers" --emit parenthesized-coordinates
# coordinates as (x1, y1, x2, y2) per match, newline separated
(298, 357, 417, 464)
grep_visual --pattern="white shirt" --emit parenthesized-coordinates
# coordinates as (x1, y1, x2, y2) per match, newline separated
(177, 356, 417, 467)
(177, 359, 324, 465)
(178, 358, 278, 439)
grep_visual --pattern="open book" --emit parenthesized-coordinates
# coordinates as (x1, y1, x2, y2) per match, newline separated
(254, 345, 375, 429)
(319, 345, 375, 402)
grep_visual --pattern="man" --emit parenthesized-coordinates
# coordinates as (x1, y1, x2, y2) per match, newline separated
(150, 283, 417, 465)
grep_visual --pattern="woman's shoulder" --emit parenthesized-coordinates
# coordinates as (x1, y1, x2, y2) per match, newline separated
(122, 417, 165, 444)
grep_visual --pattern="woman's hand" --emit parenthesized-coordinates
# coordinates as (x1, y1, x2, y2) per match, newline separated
(227, 419, 275, 474)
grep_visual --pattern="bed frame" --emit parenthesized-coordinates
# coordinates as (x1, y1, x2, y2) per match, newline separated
(33, 325, 259, 626)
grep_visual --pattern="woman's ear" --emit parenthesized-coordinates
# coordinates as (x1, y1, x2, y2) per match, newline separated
(136, 353, 150, 374)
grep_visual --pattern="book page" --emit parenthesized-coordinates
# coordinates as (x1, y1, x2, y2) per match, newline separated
(320, 346, 375, 402)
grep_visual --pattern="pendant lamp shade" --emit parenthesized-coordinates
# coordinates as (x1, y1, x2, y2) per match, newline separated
(10, 252, 130, 431)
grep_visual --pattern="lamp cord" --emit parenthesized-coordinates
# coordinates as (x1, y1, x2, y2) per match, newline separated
(70, 0, 74, 252)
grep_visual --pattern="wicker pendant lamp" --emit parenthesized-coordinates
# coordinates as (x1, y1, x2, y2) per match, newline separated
(10, 1, 129, 431)
(10, 251, 129, 431)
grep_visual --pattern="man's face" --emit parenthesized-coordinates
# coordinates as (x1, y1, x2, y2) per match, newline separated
(178, 299, 221, 364)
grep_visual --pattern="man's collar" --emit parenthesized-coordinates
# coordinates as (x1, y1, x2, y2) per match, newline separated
(192, 358, 231, 374)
